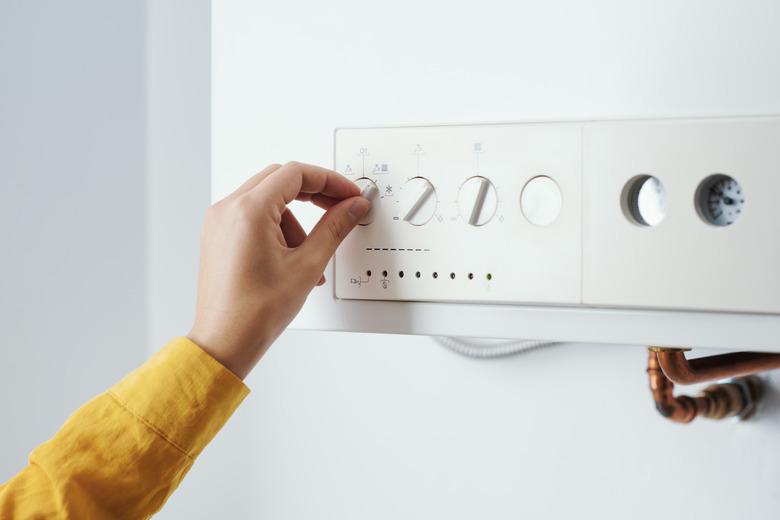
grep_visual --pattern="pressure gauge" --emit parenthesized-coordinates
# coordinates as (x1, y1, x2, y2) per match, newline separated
(696, 174, 744, 226)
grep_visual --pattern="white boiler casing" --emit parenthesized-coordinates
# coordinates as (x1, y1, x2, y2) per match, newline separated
(212, 0, 780, 350)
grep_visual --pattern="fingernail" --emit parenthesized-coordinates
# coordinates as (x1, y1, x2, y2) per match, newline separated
(348, 197, 370, 222)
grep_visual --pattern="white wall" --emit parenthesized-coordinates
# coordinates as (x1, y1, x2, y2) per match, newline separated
(166, 334, 780, 519)
(146, 0, 211, 347)
(0, 1, 146, 478)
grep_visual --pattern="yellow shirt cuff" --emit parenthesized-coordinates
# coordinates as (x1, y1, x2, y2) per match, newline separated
(109, 337, 250, 459)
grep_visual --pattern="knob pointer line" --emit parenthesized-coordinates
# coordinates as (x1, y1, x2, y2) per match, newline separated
(402, 183, 435, 223)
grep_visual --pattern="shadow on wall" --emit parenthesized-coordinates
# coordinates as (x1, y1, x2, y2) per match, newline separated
(0, 1, 147, 479)
(753, 373, 780, 429)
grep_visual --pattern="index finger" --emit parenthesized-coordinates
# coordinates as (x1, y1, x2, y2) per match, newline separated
(247, 161, 360, 213)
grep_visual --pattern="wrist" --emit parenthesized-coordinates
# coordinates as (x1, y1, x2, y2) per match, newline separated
(187, 325, 272, 380)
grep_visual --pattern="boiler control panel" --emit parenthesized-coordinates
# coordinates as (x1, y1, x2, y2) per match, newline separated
(334, 118, 780, 314)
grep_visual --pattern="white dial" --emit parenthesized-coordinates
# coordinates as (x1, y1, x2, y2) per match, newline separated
(400, 177, 437, 226)
(696, 174, 744, 226)
(354, 177, 379, 225)
(458, 176, 498, 226)
(520, 176, 562, 226)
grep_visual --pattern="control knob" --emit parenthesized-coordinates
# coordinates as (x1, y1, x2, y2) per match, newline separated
(399, 177, 437, 226)
(458, 176, 498, 226)
(354, 177, 379, 225)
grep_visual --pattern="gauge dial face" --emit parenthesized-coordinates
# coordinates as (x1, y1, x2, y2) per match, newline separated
(697, 175, 744, 226)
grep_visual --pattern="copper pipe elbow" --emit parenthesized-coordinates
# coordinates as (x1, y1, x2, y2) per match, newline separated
(647, 351, 701, 423)
(647, 350, 765, 424)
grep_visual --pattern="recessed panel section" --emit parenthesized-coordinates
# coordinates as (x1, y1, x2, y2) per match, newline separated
(583, 118, 780, 313)
(334, 124, 582, 304)
(621, 175, 667, 227)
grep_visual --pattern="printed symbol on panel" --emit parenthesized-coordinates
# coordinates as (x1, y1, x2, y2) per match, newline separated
(473, 142, 483, 153)
(359, 147, 369, 156)
(381, 163, 389, 172)
(436, 215, 444, 223)
(385, 185, 393, 196)
(412, 144, 424, 155)
(372, 163, 382, 174)
(381, 276, 389, 289)
(498, 215, 504, 223)
(350, 275, 369, 288)
(344, 164, 354, 175)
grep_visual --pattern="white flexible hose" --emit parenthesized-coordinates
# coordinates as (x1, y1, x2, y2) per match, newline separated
(434, 336, 558, 359)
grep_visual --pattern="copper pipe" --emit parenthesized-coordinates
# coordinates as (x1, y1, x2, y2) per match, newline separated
(648, 351, 704, 423)
(647, 350, 764, 423)
(654, 348, 780, 385)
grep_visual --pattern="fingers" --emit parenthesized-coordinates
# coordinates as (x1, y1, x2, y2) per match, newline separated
(231, 161, 366, 282)
(247, 161, 360, 215)
(279, 209, 307, 248)
(228, 164, 283, 199)
(281, 209, 327, 286)
(295, 196, 370, 273)
(297, 192, 341, 210)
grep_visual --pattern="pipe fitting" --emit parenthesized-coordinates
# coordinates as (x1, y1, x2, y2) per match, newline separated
(647, 350, 765, 423)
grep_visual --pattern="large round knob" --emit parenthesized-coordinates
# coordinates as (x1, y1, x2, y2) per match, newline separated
(400, 177, 437, 226)
(458, 176, 498, 226)
(354, 177, 379, 225)
(520, 176, 562, 226)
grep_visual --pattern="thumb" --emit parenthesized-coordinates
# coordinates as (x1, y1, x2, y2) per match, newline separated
(298, 196, 370, 273)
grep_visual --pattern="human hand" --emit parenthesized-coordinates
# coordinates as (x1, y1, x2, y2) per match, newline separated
(187, 162, 370, 379)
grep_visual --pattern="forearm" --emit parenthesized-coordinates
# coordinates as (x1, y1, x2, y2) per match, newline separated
(0, 338, 248, 519)
(0, 161, 364, 517)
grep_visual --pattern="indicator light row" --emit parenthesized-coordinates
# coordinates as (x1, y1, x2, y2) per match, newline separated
(366, 270, 493, 281)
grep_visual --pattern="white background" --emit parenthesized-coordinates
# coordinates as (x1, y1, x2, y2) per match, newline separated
(3, 1, 780, 519)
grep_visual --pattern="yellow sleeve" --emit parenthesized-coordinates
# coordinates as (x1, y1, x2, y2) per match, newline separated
(0, 337, 249, 519)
